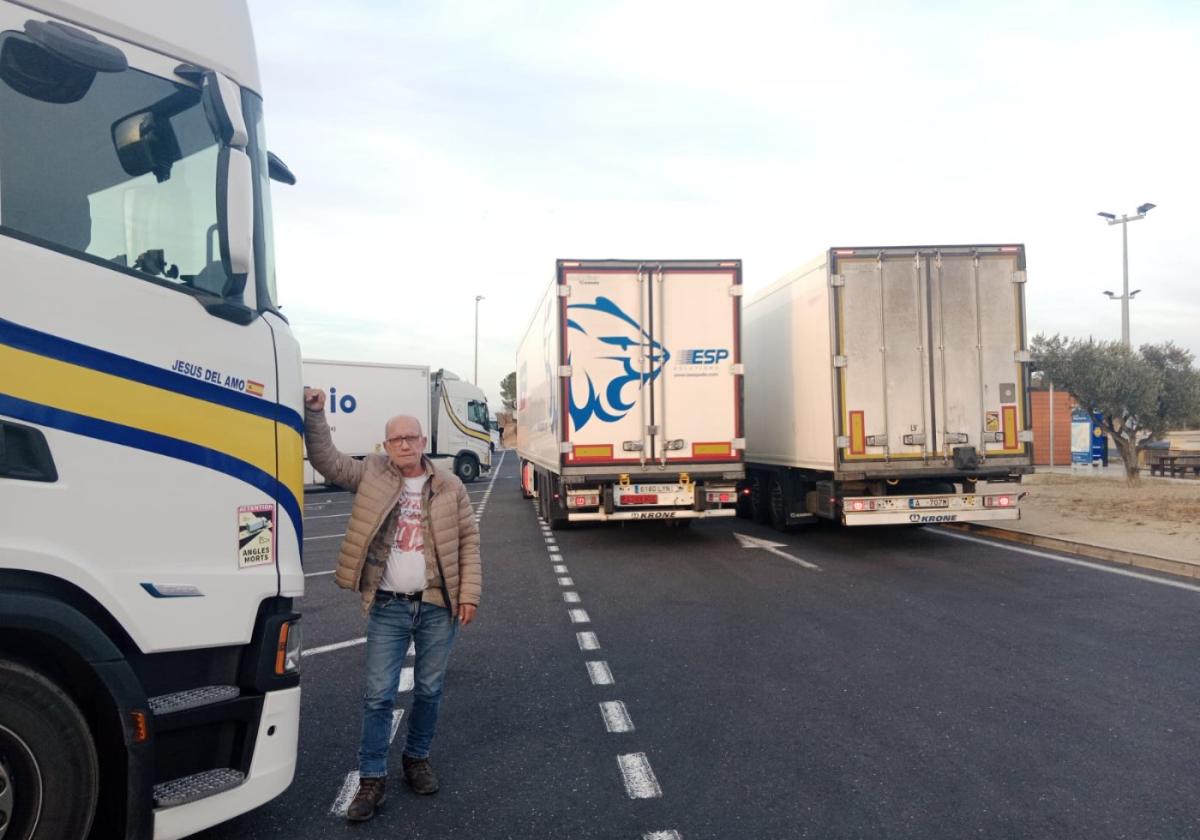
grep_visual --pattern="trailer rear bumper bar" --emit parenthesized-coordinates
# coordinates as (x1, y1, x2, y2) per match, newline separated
(567, 508, 737, 522)
(844, 507, 1020, 526)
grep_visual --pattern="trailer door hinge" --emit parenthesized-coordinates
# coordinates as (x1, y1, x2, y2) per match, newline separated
(558, 365, 573, 377)
(1015, 350, 1033, 363)
(830, 274, 845, 288)
(1019, 430, 1035, 443)
(902, 433, 926, 446)
(559, 441, 573, 454)
(833, 355, 848, 368)
(731, 438, 746, 450)
(730, 363, 745, 375)
(646, 425, 659, 436)
(865, 435, 888, 447)
(1012, 270, 1027, 284)
(557, 285, 571, 297)
(729, 285, 743, 297)
(836, 435, 851, 448)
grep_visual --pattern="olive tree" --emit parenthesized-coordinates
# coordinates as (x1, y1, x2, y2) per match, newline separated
(1031, 335, 1200, 484)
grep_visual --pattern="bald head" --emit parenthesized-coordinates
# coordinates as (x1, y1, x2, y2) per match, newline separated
(384, 414, 424, 440)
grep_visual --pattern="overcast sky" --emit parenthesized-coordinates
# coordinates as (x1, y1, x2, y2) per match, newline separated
(251, 0, 1198, 407)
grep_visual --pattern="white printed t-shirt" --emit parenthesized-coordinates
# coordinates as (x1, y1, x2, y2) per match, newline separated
(381, 474, 428, 593)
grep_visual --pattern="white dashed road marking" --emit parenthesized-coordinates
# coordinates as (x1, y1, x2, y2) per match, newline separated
(576, 632, 600, 650)
(586, 661, 614, 685)
(600, 701, 634, 733)
(568, 609, 591, 624)
(563, 591, 581, 603)
(618, 753, 663, 799)
(558, 577, 574, 586)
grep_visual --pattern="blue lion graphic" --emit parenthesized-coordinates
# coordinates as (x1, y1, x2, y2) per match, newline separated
(566, 296, 669, 431)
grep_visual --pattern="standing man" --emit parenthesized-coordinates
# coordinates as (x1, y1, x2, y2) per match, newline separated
(303, 388, 481, 823)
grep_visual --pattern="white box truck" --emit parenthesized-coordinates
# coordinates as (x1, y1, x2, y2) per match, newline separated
(742, 245, 1033, 528)
(0, 2, 303, 837)
(516, 259, 745, 527)
(303, 360, 494, 484)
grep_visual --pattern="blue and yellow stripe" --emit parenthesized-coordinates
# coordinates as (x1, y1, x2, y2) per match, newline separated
(0, 318, 304, 542)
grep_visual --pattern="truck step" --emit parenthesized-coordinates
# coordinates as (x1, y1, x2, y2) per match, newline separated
(153, 768, 245, 808)
(148, 685, 240, 715)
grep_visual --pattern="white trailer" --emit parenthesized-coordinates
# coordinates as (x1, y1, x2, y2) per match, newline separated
(742, 245, 1033, 528)
(516, 259, 745, 527)
(302, 359, 493, 484)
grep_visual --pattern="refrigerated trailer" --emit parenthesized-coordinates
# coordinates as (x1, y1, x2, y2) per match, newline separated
(742, 245, 1033, 528)
(302, 360, 493, 484)
(516, 259, 745, 527)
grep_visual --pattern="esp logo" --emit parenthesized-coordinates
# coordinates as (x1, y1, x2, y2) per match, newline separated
(681, 348, 730, 365)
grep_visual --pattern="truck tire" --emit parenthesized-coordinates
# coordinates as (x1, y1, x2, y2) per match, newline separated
(768, 476, 790, 532)
(0, 659, 98, 840)
(454, 454, 480, 483)
(748, 473, 769, 525)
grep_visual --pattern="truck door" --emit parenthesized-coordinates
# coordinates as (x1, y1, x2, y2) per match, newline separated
(648, 264, 742, 465)
(837, 251, 933, 462)
(929, 249, 1029, 461)
(561, 264, 647, 465)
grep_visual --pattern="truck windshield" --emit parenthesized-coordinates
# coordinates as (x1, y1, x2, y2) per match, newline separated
(0, 31, 231, 295)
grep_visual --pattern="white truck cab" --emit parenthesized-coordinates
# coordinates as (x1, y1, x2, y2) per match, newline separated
(0, 2, 303, 838)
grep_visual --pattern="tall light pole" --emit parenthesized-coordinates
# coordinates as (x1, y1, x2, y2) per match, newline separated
(1097, 203, 1154, 348)
(474, 295, 484, 384)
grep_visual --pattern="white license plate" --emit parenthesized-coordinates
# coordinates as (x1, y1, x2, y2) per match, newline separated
(909, 498, 950, 509)
(628, 484, 683, 493)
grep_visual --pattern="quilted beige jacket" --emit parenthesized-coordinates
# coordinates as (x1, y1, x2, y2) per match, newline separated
(304, 409, 481, 614)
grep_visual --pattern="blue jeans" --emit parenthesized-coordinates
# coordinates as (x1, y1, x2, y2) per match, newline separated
(358, 597, 459, 778)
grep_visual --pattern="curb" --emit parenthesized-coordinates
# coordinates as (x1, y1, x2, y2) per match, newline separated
(941, 523, 1200, 581)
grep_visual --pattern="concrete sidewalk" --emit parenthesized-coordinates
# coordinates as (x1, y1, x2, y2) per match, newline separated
(948, 470, 1200, 580)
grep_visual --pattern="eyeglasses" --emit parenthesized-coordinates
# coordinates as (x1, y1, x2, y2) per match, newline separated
(384, 434, 423, 448)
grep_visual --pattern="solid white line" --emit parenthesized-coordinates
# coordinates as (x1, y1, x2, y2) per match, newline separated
(644, 832, 682, 840)
(558, 577, 574, 586)
(576, 631, 599, 650)
(304, 570, 336, 577)
(586, 660, 614, 685)
(569, 609, 590, 624)
(400, 666, 414, 692)
(307, 512, 351, 520)
(563, 591, 581, 603)
(330, 771, 360, 815)
(302, 637, 366, 657)
(600, 701, 634, 733)
(303, 534, 342, 542)
(617, 753, 662, 799)
(932, 530, 1200, 594)
(554, 565, 569, 574)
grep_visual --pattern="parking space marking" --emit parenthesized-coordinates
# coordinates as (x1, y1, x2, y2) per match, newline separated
(303, 637, 366, 657)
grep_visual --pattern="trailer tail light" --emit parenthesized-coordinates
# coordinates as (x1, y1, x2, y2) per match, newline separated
(984, 494, 1016, 508)
(621, 494, 658, 505)
(706, 490, 734, 503)
(847, 498, 876, 512)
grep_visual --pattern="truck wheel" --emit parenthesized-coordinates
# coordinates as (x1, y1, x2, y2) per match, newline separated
(0, 659, 98, 840)
(768, 477, 790, 532)
(454, 455, 480, 483)
(748, 474, 769, 525)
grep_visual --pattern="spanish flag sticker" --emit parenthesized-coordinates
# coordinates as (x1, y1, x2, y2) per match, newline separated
(246, 380, 265, 397)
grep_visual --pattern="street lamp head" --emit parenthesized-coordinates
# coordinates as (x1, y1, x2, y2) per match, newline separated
(1103, 291, 1116, 298)
(1129, 289, 1142, 297)
(1136, 203, 1156, 215)
(475, 294, 485, 302)
(1097, 212, 1116, 220)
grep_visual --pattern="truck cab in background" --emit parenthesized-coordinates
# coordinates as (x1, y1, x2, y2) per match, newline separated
(0, 2, 302, 838)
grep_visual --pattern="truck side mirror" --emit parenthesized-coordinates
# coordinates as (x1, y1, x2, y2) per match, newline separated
(201, 70, 252, 299)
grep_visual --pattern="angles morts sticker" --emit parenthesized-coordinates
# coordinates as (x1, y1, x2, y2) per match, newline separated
(238, 503, 276, 568)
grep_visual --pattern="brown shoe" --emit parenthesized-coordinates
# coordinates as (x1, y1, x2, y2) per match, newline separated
(346, 775, 387, 822)
(402, 754, 439, 795)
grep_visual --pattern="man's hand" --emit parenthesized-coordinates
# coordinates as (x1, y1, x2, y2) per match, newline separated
(457, 604, 477, 626)
(304, 387, 326, 412)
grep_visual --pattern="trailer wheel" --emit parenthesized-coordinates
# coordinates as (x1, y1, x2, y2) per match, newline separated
(768, 476, 790, 532)
(748, 473, 769, 525)
(454, 454, 480, 483)
(0, 659, 98, 840)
